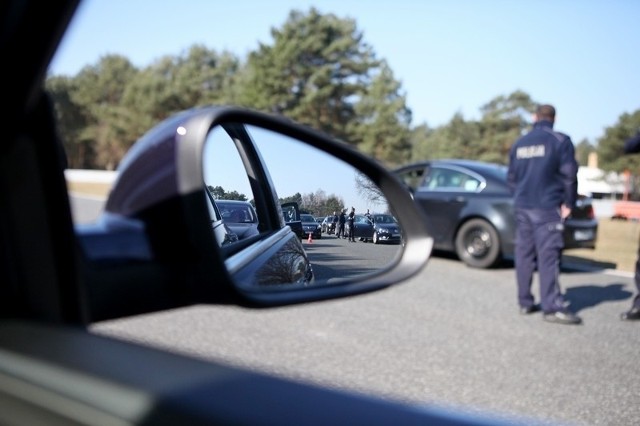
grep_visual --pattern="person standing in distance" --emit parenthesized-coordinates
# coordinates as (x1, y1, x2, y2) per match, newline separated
(347, 207, 356, 242)
(337, 209, 346, 239)
(621, 129, 640, 321)
(507, 104, 582, 325)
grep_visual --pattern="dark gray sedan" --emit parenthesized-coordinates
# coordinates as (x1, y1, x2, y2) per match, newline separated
(393, 159, 598, 268)
(370, 214, 402, 244)
(215, 199, 260, 240)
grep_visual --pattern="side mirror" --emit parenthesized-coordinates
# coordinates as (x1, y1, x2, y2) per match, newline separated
(77, 106, 433, 319)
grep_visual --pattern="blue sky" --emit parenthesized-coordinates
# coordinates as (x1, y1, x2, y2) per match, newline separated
(50, 0, 640, 146)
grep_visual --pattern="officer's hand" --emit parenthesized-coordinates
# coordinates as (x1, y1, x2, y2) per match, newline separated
(560, 204, 572, 220)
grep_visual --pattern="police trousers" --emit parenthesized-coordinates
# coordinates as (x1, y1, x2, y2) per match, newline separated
(514, 208, 566, 313)
(633, 233, 640, 309)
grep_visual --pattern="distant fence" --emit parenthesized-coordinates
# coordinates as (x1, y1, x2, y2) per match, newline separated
(610, 200, 640, 220)
(592, 199, 640, 220)
(64, 169, 117, 183)
(64, 169, 117, 198)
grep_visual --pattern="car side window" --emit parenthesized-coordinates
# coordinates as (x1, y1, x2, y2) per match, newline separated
(203, 127, 264, 246)
(424, 168, 480, 192)
(396, 167, 425, 191)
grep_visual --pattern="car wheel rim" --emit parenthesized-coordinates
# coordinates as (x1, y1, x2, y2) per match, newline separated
(465, 228, 492, 257)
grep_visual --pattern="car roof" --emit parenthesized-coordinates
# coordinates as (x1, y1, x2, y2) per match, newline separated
(215, 199, 253, 206)
(215, 199, 250, 203)
(397, 158, 506, 172)
(395, 159, 509, 185)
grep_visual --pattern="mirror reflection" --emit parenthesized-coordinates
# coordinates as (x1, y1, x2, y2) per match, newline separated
(203, 123, 403, 288)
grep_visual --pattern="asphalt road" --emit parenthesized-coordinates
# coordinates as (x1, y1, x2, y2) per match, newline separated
(72, 194, 639, 425)
(303, 233, 402, 281)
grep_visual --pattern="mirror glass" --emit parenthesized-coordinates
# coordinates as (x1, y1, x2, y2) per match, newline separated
(202, 123, 404, 288)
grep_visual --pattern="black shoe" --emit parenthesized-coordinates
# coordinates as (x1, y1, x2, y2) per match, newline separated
(543, 310, 582, 325)
(519, 304, 540, 315)
(620, 307, 640, 321)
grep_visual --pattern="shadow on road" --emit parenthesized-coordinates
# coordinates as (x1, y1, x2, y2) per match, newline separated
(564, 283, 633, 313)
(428, 251, 624, 274)
(561, 255, 617, 273)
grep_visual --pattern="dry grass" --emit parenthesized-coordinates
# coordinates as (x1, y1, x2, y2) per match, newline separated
(563, 218, 639, 273)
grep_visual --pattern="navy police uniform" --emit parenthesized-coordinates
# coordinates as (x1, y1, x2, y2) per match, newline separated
(507, 119, 578, 314)
(622, 131, 640, 319)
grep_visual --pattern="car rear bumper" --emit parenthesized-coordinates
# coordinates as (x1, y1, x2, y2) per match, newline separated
(377, 234, 402, 243)
(563, 219, 598, 249)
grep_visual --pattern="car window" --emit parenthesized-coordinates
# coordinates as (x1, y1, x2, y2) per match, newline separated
(424, 167, 480, 192)
(395, 166, 425, 191)
(203, 126, 265, 246)
(374, 214, 397, 224)
(354, 215, 369, 224)
(217, 202, 257, 223)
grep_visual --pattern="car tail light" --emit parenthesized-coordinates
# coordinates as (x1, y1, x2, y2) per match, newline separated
(587, 204, 595, 219)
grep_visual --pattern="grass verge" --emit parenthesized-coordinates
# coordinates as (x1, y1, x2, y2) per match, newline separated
(563, 218, 639, 273)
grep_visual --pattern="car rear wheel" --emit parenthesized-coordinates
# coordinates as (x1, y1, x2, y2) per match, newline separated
(454, 218, 501, 268)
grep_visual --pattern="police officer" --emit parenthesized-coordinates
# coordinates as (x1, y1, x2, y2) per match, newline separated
(347, 207, 356, 242)
(621, 129, 640, 321)
(507, 104, 582, 325)
(337, 209, 346, 238)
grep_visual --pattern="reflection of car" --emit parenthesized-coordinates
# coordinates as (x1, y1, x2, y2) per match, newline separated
(370, 214, 402, 244)
(393, 159, 598, 268)
(215, 199, 260, 240)
(204, 191, 239, 246)
(301, 213, 322, 239)
(345, 214, 375, 242)
(282, 202, 304, 239)
(321, 215, 337, 234)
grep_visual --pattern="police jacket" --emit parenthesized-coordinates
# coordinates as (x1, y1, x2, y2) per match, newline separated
(507, 120, 578, 210)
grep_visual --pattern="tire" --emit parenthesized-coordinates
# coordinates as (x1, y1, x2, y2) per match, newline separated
(454, 218, 501, 268)
(372, 231, 379, 244)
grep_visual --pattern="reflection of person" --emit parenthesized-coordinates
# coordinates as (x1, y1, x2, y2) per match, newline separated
(507, 104, 582, 325)
(337, 209, 346, 238)
(347, 207, 356, 242)
(621, 129, 640, 321)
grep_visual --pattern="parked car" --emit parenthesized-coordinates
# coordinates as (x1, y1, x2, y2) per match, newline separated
(393, 159, 598, 268)
(370, 213, 403, 244)
(345, 214, 375, 241)
(214, 199, 260, 240)
(282, 201, 305, 239)
(321, 215, 337, 234)
(301, 213, 322, 239)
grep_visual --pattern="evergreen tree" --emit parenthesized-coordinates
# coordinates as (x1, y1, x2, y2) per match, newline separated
(353, 61, 412, 167)
(72, 55, 139, 170)
(236, 8, 380, 143)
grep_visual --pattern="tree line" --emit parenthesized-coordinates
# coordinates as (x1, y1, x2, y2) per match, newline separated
(45, 8, 640, 194)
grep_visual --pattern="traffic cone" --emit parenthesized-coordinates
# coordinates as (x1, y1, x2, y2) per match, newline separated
(307, 232, 313, 243)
